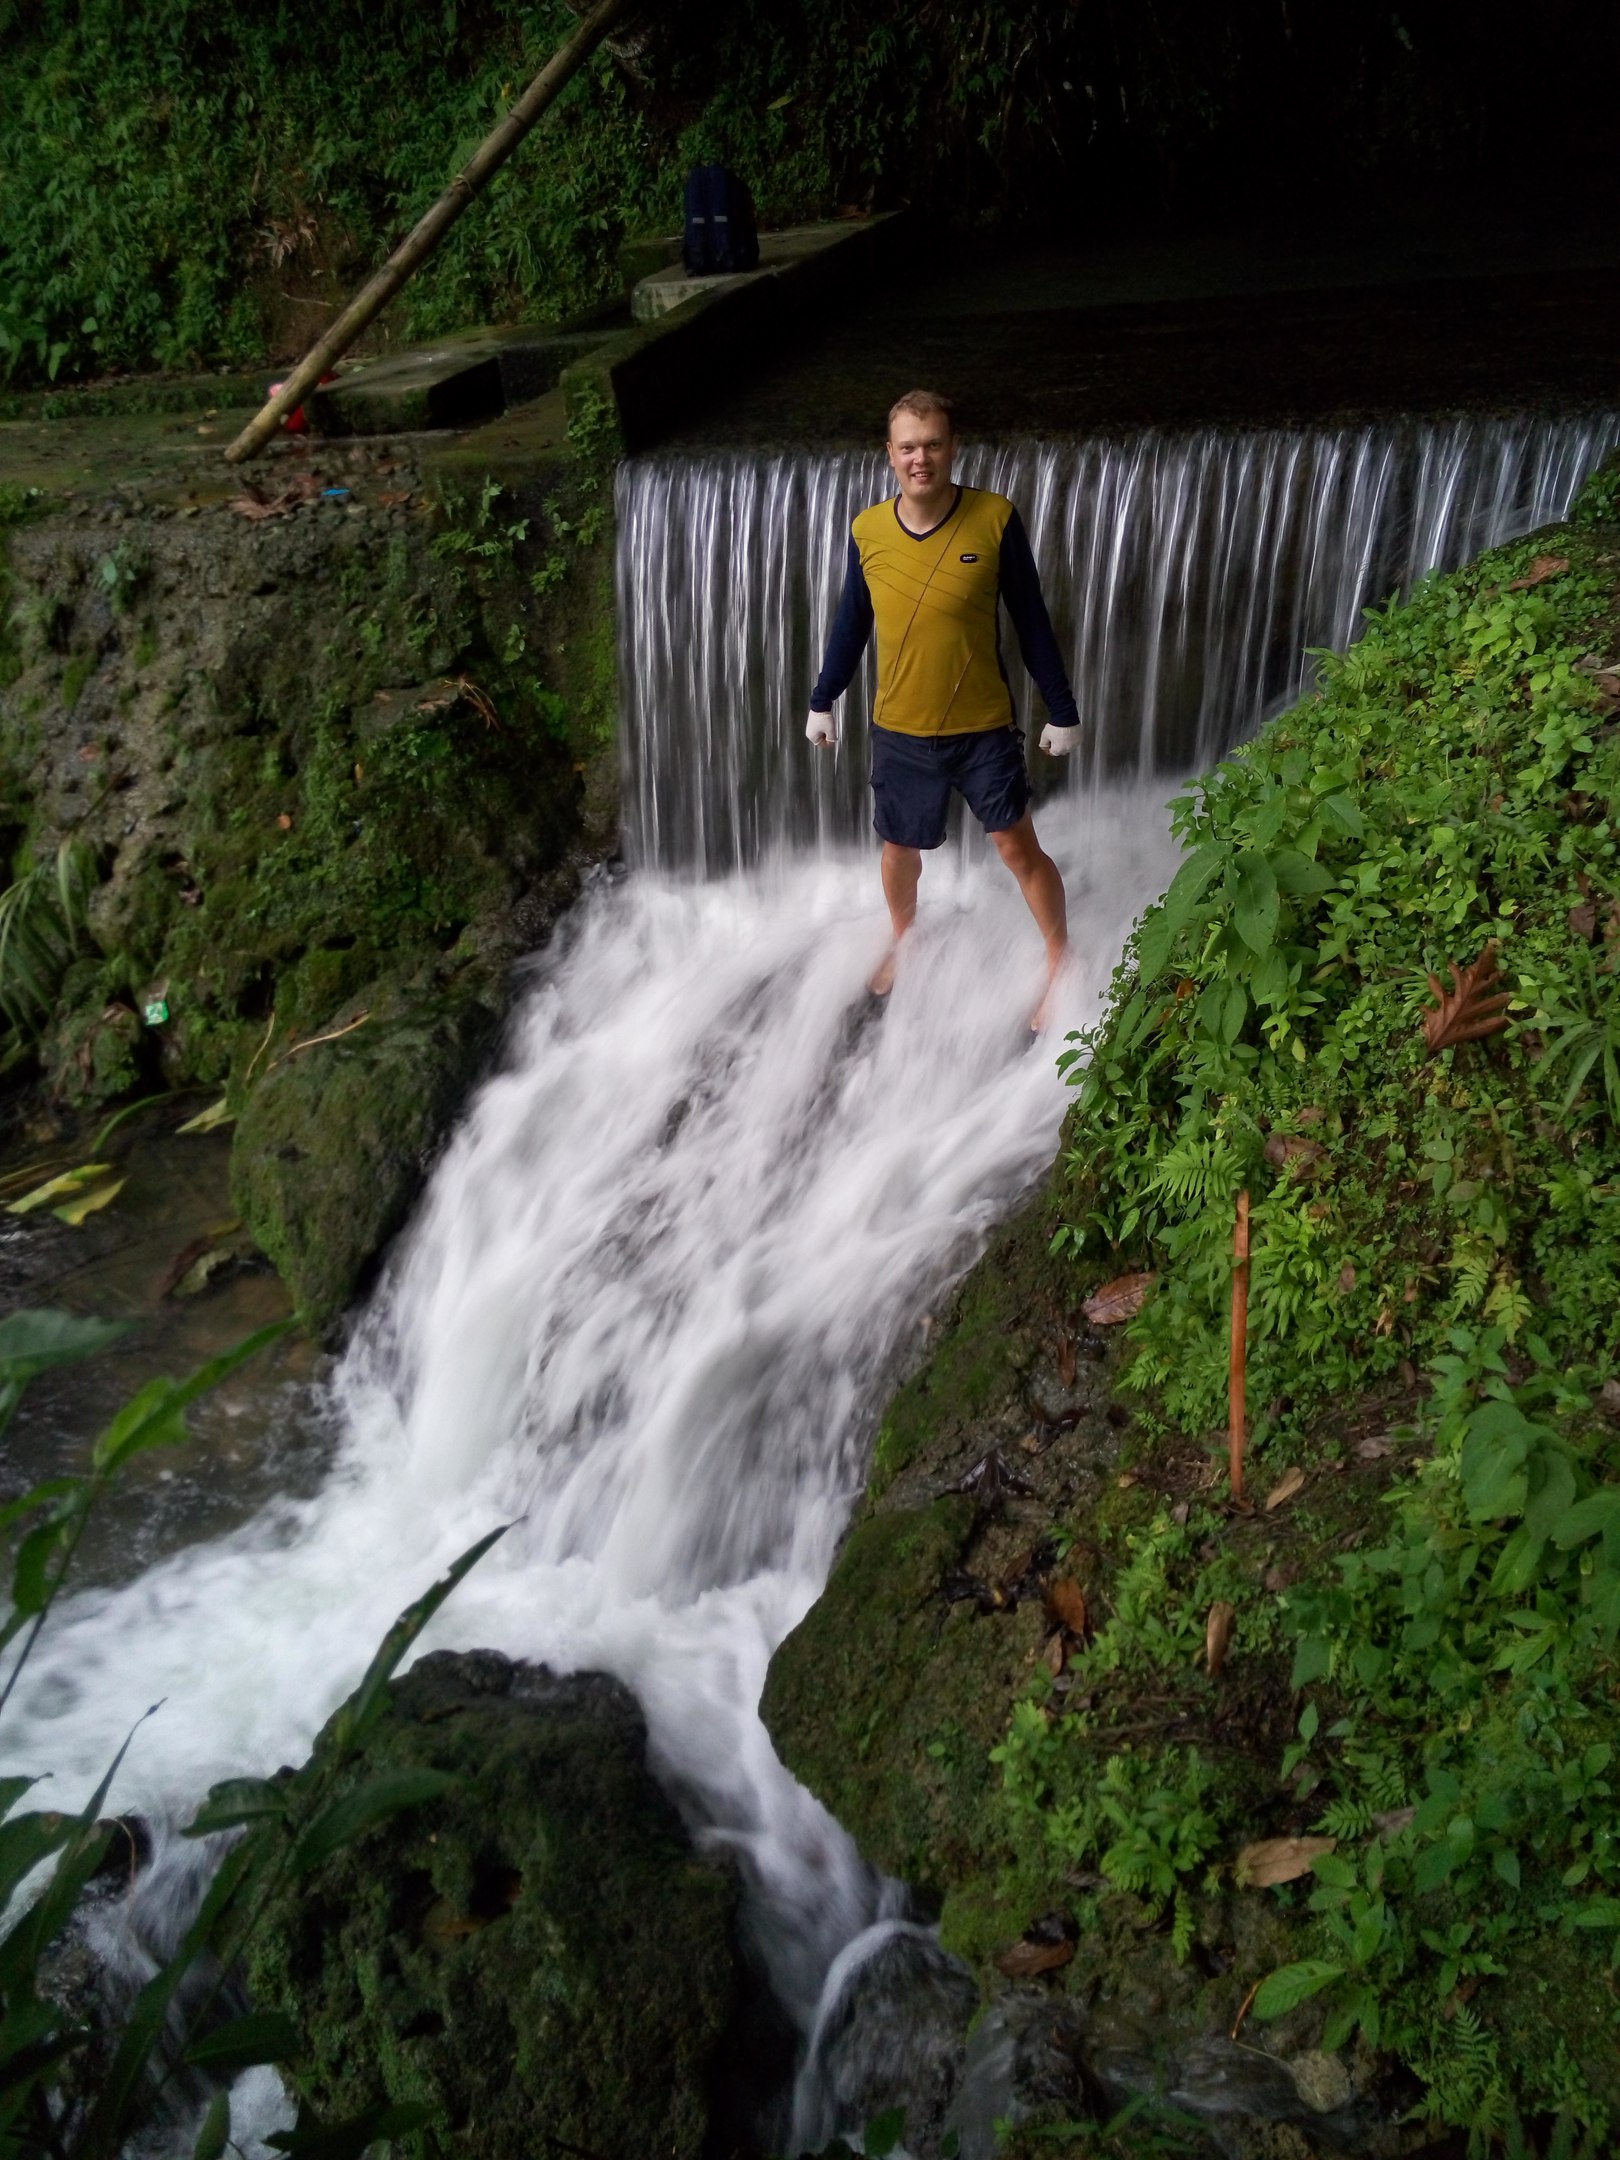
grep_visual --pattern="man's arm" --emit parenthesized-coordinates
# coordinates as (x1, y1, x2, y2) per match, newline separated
(999, 510, 1081, 740)
(809, 536, 874, 715)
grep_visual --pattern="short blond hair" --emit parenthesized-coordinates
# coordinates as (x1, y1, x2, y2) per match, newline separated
(887, 389, 955, 438)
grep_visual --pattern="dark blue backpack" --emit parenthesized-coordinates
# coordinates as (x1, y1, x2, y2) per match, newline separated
(682, 164, 759, 277)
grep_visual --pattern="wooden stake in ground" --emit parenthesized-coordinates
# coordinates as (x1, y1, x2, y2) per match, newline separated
(224, 0, 638, 464)
(1229, 1187, 1251, 1500)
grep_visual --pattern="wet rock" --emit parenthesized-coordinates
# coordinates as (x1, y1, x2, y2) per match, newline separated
(791, 1922, 980, 2158)
(248, 1650, 739, 2160)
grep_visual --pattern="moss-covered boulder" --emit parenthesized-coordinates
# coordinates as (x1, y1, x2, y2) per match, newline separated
(249, 1650, 739, 2160)
(229, 975, 499, 1327)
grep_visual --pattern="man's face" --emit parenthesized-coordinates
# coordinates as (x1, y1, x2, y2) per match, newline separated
(887, 410, 955, 496)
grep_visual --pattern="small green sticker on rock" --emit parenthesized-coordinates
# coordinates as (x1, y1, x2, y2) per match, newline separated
(143, 999, 169, 1026)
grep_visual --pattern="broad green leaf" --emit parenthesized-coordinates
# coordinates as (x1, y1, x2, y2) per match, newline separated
(1524, 1449, 1577, 1540)
(1553, 1490, 1620, 1550)
(1321, 792, 1365, 838)
(1231, 851, 1279, 956)
(0, 1311, 128, 1438)
(0, 1809, 78, 1913)
(329, 1523, 509, 1758)
(1459, 1397, 1542, 1519)
(54, 1177, 125, 1227)
(184, 2009, 300, 2073)
(192, 2091, 230, 2160)
(92, 1317, 295, 1474)
(0, 1308, 128, 1376)
(0, 1776, 38, 1824)
(10, 1514, 76, 1616)
(291, 1768, 455, 1877)
(1268, 848, 1336, 897)
(1252, 1958, 1343, 2018)
(183, 1776, 289, 1839)
(4, 1164, 114, 1217)
(1290, 1635, 1332, 1689)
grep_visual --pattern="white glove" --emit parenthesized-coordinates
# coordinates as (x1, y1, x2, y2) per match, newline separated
(1039, 722, 1082, 757)
(806, 708, 838, 749)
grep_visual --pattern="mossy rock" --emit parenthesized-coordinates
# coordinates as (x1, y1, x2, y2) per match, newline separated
(229, 977, 499, 1327)
(248, 1650, 739, 2160)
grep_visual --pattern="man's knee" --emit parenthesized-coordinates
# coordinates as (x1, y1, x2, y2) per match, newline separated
(990, 816, 1042, 876)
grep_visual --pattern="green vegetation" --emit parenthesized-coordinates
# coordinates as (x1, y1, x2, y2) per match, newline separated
(0, 841, 93, 1045)
(1005, 487, 1620, 2139)
(0, 1304, 503, 2158)
(5, 0, 1598, 387)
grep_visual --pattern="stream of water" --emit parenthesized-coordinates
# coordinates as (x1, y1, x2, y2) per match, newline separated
(2, 410, 1616, 2153)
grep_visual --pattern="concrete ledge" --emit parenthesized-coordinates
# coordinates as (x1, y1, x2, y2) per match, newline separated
(630, 221, 873, 323)
(561, 211, 911, 453)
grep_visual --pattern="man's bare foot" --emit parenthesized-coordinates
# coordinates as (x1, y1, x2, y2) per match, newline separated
(868, 944, 899, 997)
(1029, 950, 1067, 1033)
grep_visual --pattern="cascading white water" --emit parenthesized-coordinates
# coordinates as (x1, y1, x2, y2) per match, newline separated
(620, 413, 1620, 871)
(3, 411, 1616, 2152)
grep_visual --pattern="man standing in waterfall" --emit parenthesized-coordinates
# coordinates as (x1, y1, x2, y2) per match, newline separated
(805, 389, 1082, 1028)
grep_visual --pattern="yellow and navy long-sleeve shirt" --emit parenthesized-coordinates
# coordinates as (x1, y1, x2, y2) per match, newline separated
(809, 485, 1079, 738)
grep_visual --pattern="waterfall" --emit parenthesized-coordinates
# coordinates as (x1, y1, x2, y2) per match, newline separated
(619, 412, 1620, 873)
(3, 408, 1616, 2155)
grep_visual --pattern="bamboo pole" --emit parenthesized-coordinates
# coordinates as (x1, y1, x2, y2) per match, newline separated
(224, 0, 639, 464)
(1229, 1187, 1251, 1500)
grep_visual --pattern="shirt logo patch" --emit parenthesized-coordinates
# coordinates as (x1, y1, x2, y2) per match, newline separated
(959, 551, 979, 563)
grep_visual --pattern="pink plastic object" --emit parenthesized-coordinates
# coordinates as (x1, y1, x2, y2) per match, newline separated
(266, 373, 335, 434)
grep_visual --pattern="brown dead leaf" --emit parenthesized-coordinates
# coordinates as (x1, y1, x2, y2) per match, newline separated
(1056, 1333, 1077, 1387)
(1571, 901, 1599, 942)
(1337, 1262, 1357, 1294)
(1205, 1599, 1236, 1675)
(276, 812, 292, 831)
(1597, 1379, 1620, 1421)
(1372, 1806, 1416, 1837)
(1355, 1434, 1394, 1461)
(376, 488, 414, 509)
(994, 1936, 1074, 1978)
(1042, 1630, 1066, 1676)
(1115, 1471, 1138, 1489)
(1505, 553, 1570, 591)
(1263, 1133, 1327, 1174)
(1082, 1271, 1156, 1326)
(1264, 1465, 1306, 1512)
(1046, 1578, 1088, 1636)
(1234, 1834, 1337, 1889)
(1374, 1306, 1395, 1337)
(1422, 942, 1512, 1054)
(1170, 1499, 1190, 1525)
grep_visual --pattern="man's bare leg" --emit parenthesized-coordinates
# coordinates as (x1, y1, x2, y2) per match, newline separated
(871, 841, 921, 994)
(990, 812, 1068, 1028)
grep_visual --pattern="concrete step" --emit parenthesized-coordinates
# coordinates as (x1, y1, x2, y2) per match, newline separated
(307, 323, 616, 436)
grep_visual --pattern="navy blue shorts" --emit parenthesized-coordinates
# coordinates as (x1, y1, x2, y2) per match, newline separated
(870, 722, 1031, 850)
